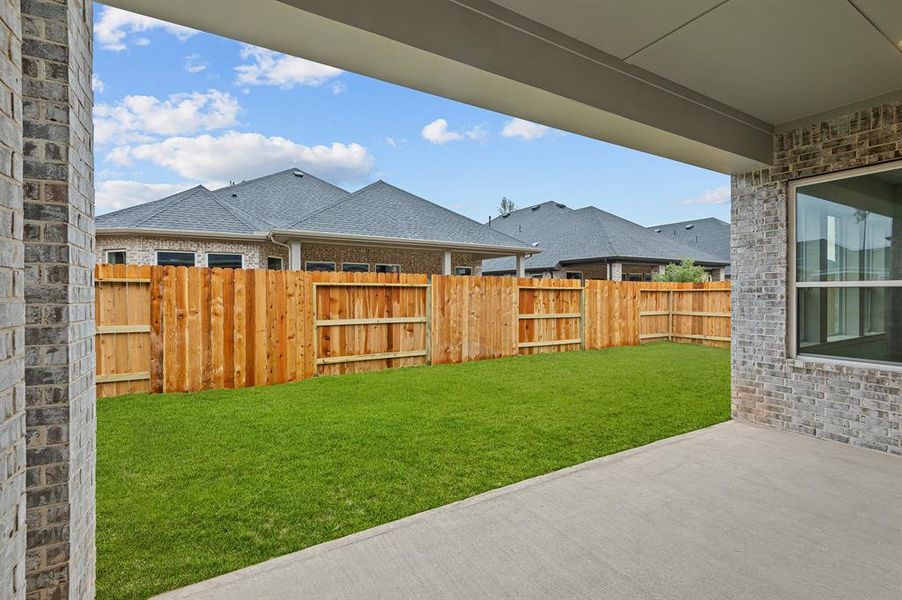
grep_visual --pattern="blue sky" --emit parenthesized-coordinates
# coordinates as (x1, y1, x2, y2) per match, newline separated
(92, 4, 730, 225)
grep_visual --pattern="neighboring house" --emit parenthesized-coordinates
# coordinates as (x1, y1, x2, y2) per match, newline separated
(481, 201, 728, 281)
(648, 218, 731, 279)
(96, 168, 533, 275)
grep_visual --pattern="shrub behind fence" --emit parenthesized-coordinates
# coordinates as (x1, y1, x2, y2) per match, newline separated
(95, 265, 731, 397)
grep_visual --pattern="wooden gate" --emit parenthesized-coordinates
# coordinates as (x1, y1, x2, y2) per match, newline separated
(311, 273, 430, 376)
(517, 281, 585, 354)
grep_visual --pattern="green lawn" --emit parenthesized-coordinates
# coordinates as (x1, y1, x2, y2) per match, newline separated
(98, 343, 730, 599)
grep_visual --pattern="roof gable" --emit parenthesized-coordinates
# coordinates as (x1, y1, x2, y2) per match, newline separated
(96, 186, 266, 234)
(210, 168, 350, 227)
(288, 180, 531, 249)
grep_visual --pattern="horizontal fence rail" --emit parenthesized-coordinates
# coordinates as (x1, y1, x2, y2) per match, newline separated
(94, 265, 731, 398)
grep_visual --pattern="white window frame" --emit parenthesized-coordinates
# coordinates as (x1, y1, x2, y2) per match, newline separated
(341, 262, 370, 273)
(374, 263, 401, 274)
(453, 265, 473, 276)
(104, 248, 126, 265)
(787, 159, 902, 369)
(305, 261, 336, 272)
(206, 252, 244, 269)
(155, 250, 196, 267)
(267, 256, 284, 270)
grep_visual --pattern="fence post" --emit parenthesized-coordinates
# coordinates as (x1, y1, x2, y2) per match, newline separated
(311, 281, 318, 376)
(668, 289, 674, 342)
(425, 281, 433, 365)
(579, 286, 586, 350)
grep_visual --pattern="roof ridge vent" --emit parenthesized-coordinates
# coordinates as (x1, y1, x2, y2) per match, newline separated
(531, 205, 540, 211)
(293, 169, 304, 177)
(685, 224, 694, 230)
(555, 203, 566, 209)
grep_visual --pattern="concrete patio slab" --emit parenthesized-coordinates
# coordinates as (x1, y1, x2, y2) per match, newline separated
(154, 422, 902, 600)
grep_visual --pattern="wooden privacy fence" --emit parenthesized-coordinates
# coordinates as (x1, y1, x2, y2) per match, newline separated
(95, 265, 731, 398)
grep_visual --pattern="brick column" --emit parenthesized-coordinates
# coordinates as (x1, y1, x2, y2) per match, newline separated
(21, 0, 95, 597)
(0, 1, 24, 598)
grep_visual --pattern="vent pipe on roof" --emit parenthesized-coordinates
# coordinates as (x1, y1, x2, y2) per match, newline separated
(293, 169, 304, 177)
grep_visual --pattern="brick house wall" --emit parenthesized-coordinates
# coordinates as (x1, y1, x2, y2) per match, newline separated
(96, 235, 290, 269)
(0, 0, 24, 597)
(732, 100, 902, 455)
(96, 236, 487, 274)
(21, 0, 96, 597)
(300, 242, 484, 274)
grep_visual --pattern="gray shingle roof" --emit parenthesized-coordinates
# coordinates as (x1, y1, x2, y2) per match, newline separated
(287, 180, 531, 249)
(482, 201, 727, 273)
(96, 168, 531, 251)
(95, 185, 267, 234)
(210, 168, 350, 228)
(647, 217, 730, 262)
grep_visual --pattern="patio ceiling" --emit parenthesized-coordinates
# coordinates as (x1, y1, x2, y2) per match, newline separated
(105, 0, 902, 174)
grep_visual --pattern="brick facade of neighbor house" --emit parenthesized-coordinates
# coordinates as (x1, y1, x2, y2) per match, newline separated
(94, 236, 487, 274)
(21, 0, 96, 598)
(0, 0, 24, 597)
(95, 236, 290, 269)
(732, 100, 902, 455)
(299, 242, 484, 274)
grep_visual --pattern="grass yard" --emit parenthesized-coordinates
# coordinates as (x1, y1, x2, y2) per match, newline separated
(98, 343, 730, 599)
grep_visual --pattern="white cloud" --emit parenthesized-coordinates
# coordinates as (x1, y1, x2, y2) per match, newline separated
(501, 118, 549, 140)
(92, 73, 104, 94)
(680, 185, 731, 206)
(331, 81, 347, 95)
(95, 6, 196, 51)
(421, 119, 486, 145)
(117, 131, 374, 185)
(385, 137, 406, 148)
(105, 146, 134, 166)
(96, 180, 190, 214)
(93, 90, 242, 145)
(185, 53, 208, 74)
(235, 46, 343, 89)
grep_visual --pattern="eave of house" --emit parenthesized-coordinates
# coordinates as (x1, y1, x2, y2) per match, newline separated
(96, 227, 536, 257)
(270, 228, 537, 256)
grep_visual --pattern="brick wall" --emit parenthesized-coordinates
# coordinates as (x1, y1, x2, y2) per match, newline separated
(300, 242, 484, 274)
(0, 0, 23, 597)
(732, 100, 902, 455)
(96, 235, 289, 268)
(95, 235, 488, 274)
(21, 0, 95, 597)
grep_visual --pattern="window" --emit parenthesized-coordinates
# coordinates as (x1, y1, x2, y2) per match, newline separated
(791, 162, 902, 367)
(105, 249, 126, 265)
(207, 253, 243, 269)
(305, 261, 335, 272)
(565, 271, 583, 281)
(342, 262, 370, 273)
(453, 266, 472, 276)
(156, 251, 195, 267)
(267, 256, 284, 270)
(374, 264, 400, 274)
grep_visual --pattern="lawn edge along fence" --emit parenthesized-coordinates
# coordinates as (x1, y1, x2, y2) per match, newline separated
(95, 265, 731, 398)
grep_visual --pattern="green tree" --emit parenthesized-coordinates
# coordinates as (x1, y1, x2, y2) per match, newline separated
(652, 259, 710, 283)
(498, 196, 516, 216)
